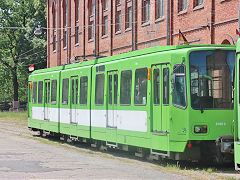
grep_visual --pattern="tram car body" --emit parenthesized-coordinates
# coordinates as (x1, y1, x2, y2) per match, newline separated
(28, 45, 235, 162)
(235, 39, 240, 169)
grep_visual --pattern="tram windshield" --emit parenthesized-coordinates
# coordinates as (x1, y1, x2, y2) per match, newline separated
(189, 50, 235, 109)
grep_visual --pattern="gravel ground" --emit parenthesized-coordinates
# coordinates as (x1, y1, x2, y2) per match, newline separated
(0, 117, 240, 179)
(0, 119, 192, 179)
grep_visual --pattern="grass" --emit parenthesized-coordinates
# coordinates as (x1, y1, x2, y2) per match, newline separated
(0, 111, 28, 125)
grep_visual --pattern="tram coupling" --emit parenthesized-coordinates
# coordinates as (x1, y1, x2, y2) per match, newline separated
(215, 135, 234, 163)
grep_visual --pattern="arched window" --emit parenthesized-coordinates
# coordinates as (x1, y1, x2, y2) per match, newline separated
(75, 0, 79, 44)
(221, 39, 231, 45)
(88, 0, 94, 40)
(52, 3, 56, 28)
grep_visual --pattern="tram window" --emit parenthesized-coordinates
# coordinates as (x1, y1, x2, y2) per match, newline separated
(72, 79, 75, 105)
(38, 81, 43, 104)
(114, 74, 118, 105)
(190, 50, 235, 109)
(153, 69, 160, 105)
(32, 82, 37, 104)
(62, 78, 69, 105)
(51, 80, 57, 104)
(173, 65, 186, 108)
(28, 82, 31, 103)
(134, 68, 147, 105)
(163, 68, 169, 105)
(109, 75, 112, 105)
(48, 81, 50, 104)
(80, 76, 88, 105)
(120, 70, 132, 105)
(71, 78, 78, 105)
(95, 74, 105, 105)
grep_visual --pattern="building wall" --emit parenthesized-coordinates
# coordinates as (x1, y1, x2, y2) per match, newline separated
(47, 0, 239, 67)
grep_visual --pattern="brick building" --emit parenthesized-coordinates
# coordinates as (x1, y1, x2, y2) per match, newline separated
(47, 0, 239, 68)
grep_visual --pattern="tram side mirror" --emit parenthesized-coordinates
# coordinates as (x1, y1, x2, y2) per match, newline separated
(171, 74, 176, 89)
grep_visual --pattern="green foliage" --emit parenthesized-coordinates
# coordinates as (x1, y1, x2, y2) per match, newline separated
(0, 0, 47, 102)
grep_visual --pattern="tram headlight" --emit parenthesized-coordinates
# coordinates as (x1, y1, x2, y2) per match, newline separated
(194, 125, 207, 134)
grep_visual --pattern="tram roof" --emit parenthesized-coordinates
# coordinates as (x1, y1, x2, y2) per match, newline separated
(31, 44, 235, 75)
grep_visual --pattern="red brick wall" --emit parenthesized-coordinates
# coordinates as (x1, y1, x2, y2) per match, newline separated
(47, 0, 239, 68)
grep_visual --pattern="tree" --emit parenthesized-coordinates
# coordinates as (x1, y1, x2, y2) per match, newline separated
(0, 0, 47, 102)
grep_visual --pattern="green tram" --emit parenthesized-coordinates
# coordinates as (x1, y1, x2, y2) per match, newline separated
(28, 45, 236, 162)
(235, 39, 240, 170)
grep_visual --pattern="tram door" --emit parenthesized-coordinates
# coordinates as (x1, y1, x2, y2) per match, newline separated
(152, 64, 170, 133)
(44, 80, 50, 120)
(106, 71, 118, 142)
(70, 76, 78, 124)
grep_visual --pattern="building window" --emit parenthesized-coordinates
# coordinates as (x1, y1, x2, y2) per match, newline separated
(52, 3, 56, 51)
(53, 32, 56, 51)
(125, 6, 132, 29)
(75, 26, 79, 44)
(142, 0, 150, 24)
(116, 0, 121, 5)
(156, 0, 164, 19)
(63, 0, 67, 48)
(75, 0, 79, 45)
(88, 21, 94, 40)
(52, 3, 56, 29)
(115, 10, 121, 32)
(178, 0, 187, 12)
(193, 0, 203, 8)
(104, 0, 108, 10)
(102, 16, 108, 36)
(75, 0, 79, 22)
(90, 0, 94, 16)
(63, 30, 67, 48)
